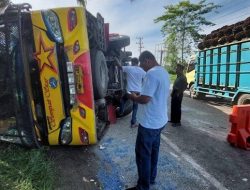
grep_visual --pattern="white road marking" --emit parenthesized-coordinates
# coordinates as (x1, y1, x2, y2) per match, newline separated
(161, 134, 228, 190)
(182, 117, 228, 140)
(188, 122, 227, 140)
(169, 151, 179, 159)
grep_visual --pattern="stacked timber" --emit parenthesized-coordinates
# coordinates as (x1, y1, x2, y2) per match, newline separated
(198, 17, 250, 50)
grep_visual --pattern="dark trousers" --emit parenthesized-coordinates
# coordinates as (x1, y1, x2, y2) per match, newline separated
(135, 125, 163, 190)
(120, 98, 138, 125)
(131, 92, 140, 125)
(171, 92, 183, 123)
(131, 101, 138, 125)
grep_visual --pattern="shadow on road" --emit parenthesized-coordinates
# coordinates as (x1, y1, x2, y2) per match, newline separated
(184, 90, 232, 108)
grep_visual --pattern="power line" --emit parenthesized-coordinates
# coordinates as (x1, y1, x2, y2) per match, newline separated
(203, 13, 250, 33)
(208, 5, 250, 21)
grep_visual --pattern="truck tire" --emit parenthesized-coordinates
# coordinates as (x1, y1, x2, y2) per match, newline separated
(237, 94, 250, 105)
(189, 84, 196, 98)
(190, 84, 205, 99)
(108, 35, 130, 50)
(90, 49, 109, 99)
(197, 92, 206, 99)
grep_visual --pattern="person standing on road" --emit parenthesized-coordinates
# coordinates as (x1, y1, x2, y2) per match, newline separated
(121, 57, 146, 128)
(126, 51, 170, 190)
(170, 64, 187, 127)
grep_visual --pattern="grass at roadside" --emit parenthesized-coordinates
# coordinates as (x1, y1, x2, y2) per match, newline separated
(0, 143, 56, 190)
(169, 74, 176, 84)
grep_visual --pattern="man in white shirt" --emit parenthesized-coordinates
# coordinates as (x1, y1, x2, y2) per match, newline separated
(126, 51, 170, 190)
(121, 58, 146, 128)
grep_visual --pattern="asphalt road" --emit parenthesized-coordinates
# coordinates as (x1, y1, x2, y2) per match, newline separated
(50, 92, 250, 190)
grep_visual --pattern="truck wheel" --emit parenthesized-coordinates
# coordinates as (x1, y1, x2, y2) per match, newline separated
(190, 84, 205, 99)
(90, 49, 109, 99)
(189, 84, 196, 98)
(237, 94, 250, 105)
(196, 92, 206, 99)
(108, 34, 130, 49)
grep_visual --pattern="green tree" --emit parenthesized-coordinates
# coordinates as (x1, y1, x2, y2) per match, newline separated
(164, 33, 180, 74)
(155, 0, 220, 65)
(0, 0, 10, 9)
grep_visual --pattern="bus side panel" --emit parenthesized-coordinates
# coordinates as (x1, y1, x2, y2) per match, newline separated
(239, 42, 250, 88)
(229, 45, 237, 87)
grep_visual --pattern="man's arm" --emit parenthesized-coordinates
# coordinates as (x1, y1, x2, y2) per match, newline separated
(128, 93, 151, 104)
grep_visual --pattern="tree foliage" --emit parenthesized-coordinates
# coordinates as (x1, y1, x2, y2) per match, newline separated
(164, 33, 180, 73)
(0, 0, 10, 9)
(155, 0, 220, 66)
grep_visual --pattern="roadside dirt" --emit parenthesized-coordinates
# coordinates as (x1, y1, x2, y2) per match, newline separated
(48, 146, 102, 190)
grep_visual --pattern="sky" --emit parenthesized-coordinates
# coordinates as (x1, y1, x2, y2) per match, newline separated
(11, 0, 250, 62)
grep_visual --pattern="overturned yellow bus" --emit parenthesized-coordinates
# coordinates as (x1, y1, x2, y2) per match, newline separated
(0, 3, 132, 147)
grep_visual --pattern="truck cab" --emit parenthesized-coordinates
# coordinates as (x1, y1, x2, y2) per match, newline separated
(186, 57, 196, 97)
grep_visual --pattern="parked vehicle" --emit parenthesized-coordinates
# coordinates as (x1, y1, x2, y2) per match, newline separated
(193, 18, 250, 104)
(186, 58, 195, 96)
(0, 4, 132, 147)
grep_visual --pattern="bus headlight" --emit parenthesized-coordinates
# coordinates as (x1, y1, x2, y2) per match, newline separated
(66, 61, 74, 72)
(68, 73, 75, 84)
(42, 10, 63, 43)
(60, 117, 72, 145)
(66, 62, 77, 105)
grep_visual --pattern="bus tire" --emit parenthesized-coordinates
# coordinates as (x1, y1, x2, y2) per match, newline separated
(90, 49, 109, 99)
(108, 35, 130, 50)
(237, 94, 250, 105)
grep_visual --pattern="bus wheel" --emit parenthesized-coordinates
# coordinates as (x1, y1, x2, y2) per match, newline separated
(108, 35, 130, 50)
(237, 94, 250, 105)
(90, 49, 109, 99)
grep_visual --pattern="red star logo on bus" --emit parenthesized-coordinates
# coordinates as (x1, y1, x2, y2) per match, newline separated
(34, 35, 57, 73)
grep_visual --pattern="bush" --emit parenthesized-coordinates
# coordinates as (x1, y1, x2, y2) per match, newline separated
(165, 65, 176, 75)
(0, 143, 56, 190)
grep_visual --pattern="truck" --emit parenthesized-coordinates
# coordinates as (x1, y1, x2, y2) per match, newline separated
(0, 3, 132, 147)
(186, 55, 195, 96)
(192, 17, 250, 105)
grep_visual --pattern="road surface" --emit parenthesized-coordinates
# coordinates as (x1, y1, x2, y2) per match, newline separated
(50, 92, 250, 190)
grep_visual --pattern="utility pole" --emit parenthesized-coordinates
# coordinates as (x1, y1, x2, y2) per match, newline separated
(136, 37, 144, 54)
(155, 43, 167, 65)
